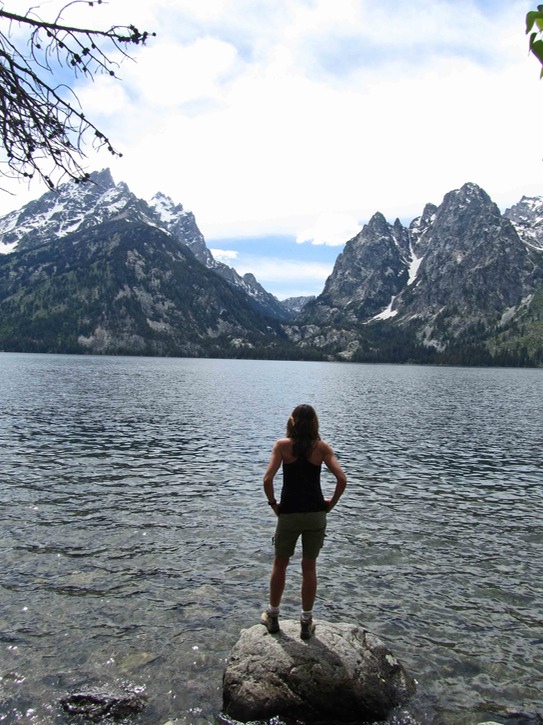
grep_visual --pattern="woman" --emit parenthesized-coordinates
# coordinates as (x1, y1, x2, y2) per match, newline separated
(261, 404, 347, 639)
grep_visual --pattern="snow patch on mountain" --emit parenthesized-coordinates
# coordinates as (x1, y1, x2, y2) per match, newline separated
(148, 192, 187, 224)
(371, 295, 399, 321)
(0, 240, 17, 254)
(0, 169, 293, 321)
(504, 195, 543, 252)
(407, 244, 423, 285)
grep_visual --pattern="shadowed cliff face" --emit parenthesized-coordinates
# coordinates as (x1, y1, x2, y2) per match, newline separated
(0, 219, 291, 357)
(299, 211, 410, 324)
(292, 183, 543, 363)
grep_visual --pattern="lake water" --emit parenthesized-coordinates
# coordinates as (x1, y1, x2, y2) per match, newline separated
(0, 353, 542, 725)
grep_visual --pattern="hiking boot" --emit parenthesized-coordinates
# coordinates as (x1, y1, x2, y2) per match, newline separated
(300, 616, 315, 640)
(260, 611, 279, 634)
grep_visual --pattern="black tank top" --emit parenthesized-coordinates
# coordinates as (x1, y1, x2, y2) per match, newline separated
(279, 458, 327, 514)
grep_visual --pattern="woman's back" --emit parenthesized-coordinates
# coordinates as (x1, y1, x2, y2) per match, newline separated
(276, 437, 329, 467)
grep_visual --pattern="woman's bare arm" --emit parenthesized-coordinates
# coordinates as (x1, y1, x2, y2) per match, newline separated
(263, 440, 283, 514)
(322, 442, 347, 511)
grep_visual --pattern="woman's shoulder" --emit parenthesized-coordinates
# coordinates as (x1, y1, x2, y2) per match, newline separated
(274, 437, 293, 453)
(315, 439, 333, 454)
(274, 438, 296, 463)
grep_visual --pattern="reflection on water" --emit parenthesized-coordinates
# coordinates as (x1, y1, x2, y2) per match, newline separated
(0, 354, 542, 724)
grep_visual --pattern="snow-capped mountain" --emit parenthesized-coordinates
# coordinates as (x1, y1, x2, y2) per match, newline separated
(0, 175, 542, 365)
(0, 169, 144, 251)
(0, 215, 292, 358)
(504, 196, 543, 251)
(0, 169, 290, 321)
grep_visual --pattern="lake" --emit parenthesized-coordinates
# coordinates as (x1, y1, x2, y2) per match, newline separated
(0, 353, 542, 725)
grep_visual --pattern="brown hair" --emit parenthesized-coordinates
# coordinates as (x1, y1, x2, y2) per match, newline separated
(286, 404, 320, 459)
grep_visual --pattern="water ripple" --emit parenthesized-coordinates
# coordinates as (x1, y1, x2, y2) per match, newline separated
(0, 354, 542, 724)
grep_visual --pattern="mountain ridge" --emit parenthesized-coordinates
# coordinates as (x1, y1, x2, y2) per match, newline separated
(0, 174, 542, 366)
(291, 182, 543, 365)
(0, 216, 298, 358)
(0, 169, 292, 321)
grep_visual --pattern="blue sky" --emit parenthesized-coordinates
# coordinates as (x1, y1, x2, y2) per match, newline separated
(1, 0, 542, 299)
(209, 234, 343, 299)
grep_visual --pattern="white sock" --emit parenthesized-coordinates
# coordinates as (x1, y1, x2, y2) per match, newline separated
(301, 610, 312, 621)
(268, 605, 280, 616)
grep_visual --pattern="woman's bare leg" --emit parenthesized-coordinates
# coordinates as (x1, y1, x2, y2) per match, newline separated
(270, 556, 289, 608)
(301, 557, 317, 612)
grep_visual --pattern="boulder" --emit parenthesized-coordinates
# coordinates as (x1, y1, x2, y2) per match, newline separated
(222, 620, 416, 723)
(60, 687, 147, 721)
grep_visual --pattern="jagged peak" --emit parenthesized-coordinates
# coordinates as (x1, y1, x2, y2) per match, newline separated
(88, 168, 116, 188)
(147, 192, 187, 224)
(409, 203, 437, 233)
(365, 211, 390, 233)
(438, 183, 502, 221)
(150, 190, 173, 204)
(422, 202, 438, 218)
(460, 181, 482, 192)
(506, 195, 543, 214)
(54, 167, 121, 203)
(447, 182, 492, 205)
(149, 191, 184, 209)
(369, 211, 387, 223)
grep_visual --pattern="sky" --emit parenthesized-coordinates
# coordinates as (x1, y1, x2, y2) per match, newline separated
(1, 0, 543, 299)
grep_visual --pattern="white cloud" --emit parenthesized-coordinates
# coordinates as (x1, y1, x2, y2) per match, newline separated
(297, 213, 361, 246)
(234, 256, 334, 283)
(76, 75, 130, 117)
(122, 38, 241, 109)
(210, 248, 239, 262)
(1, 0, 541, 239)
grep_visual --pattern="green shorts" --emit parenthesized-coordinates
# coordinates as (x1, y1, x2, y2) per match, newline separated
(274, 511, 327, 559)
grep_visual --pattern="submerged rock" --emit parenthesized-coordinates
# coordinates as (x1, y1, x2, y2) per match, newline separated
(60, 687, 147, 721)
(222, 620, 416, 723)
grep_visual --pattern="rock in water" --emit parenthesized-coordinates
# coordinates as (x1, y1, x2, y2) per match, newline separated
(60, 688, 147, 720)
(222, 620, 416, 723)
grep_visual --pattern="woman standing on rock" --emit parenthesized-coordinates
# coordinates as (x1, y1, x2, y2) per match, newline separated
(261, 404, 347, 639)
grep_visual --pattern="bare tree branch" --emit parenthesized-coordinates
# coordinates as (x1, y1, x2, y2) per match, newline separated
(0, 1, 155, 189)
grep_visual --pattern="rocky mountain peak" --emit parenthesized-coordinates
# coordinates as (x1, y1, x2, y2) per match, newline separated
(504, 195, 543, 251)
(281, 295, 315, 314)
(366, 211, 389, 235)
(440, 182, 498, 217)
(148, 191, 185, 220)
(389, 183, 537, 346)
(408, 202, 437, 256)
(145, 191, 212, 265)
(0, 168, 142, 252)
(298, 208, 410, 325)
(0, 168, 293, 322)
(1, 175, 541, 366)
(88, 168, 116, 188)
(505, 195, 543, 221)
(293, 182, 542, 364)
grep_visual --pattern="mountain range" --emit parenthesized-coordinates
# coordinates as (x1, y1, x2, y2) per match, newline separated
(0, 170, 541, 366)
